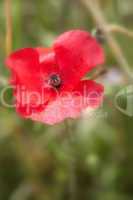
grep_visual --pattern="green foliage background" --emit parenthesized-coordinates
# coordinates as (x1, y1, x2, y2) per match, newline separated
(0, 0, 133, 199)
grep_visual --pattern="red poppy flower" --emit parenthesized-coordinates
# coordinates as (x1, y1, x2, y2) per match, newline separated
(5, 30, 105, 125)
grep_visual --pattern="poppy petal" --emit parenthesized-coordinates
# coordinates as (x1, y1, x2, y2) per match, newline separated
(5, 48, 42, 88)
(30, 80, 104, 125)
(6, 48, 39, 73)
(14, 85, 58, 118)
(54, 30, 105, 89)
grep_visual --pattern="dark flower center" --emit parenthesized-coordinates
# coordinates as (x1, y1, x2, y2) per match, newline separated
(48, 74, 61, 88)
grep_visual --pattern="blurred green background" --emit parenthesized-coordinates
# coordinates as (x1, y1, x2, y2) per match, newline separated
(0, 0, 133, 199)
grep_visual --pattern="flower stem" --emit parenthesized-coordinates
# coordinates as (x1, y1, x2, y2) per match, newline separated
(108, 24, 133, 39)
(81, 0, 133, 82)
(64, 121, 77, 200)
(5, 0, 13, 55)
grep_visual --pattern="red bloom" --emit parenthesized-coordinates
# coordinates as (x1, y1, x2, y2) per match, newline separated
(5, 30, 105, 125)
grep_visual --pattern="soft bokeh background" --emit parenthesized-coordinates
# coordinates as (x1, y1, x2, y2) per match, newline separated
(0, 0, 133, 199)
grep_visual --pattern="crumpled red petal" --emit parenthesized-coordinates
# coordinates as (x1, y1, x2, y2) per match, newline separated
(5, 48, 42, 89)
(6, 48, 39, 73)
(54, 30, 105, 90)
(30, 80, 104, 125)
(14, 86, 57, 117)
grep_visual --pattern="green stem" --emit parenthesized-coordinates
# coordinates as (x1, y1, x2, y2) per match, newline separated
(65, 121, 77, 200)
